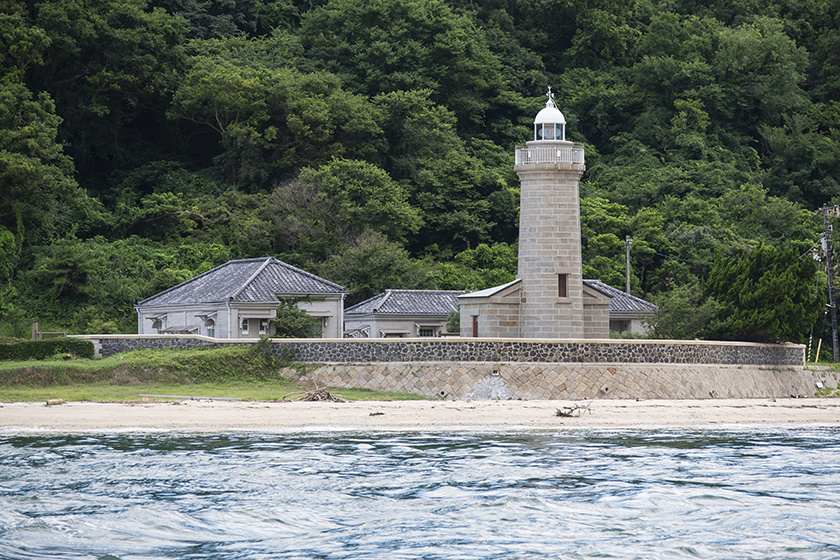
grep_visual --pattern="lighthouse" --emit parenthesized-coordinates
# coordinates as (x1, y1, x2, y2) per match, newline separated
(458, 89, 610, 339)
(514, 87, 586, 338)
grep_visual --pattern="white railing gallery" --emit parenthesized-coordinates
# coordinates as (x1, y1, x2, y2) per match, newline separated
(515, 143, 585, 165)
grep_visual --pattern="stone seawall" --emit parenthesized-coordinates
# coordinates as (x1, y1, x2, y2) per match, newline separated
(73, 335, 823, 400)
(76, 335, 805, 366)
(288, 362, 838, 401)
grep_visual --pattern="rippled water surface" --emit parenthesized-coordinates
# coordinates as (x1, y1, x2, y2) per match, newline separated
(2, 427, 840, 559)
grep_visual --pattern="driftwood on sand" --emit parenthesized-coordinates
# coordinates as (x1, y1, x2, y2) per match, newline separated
(282, 387, 347, 403)
(555, 403, 592, 418)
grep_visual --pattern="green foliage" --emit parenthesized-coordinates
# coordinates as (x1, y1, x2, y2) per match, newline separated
(371, 89, 517, 250)
(0, 337, 94, 361)
(432, 242, 517, 291)
(273, 299, 322, 338)
(13, 236, 232, 333)
(317, 232, 432, 305)
(151, 0, 298, 38)
(646, 282, 721, 340)
(171, 55, 383, 187)
(445, 309, 460, 334)
(299, 0, 505, 129)
(0, 11, 50, 82)
(0, 346, 426, 401)
(0, 225, 17, 282)
(270, 158, 421, 259)
(133, 345, 281, 384)
(0, 0, 837, 338)
(0, 345, 279, 386)
(30, 0, 187, 195)
(715, 184, 820, 244)
(704, 245, 821, 343)
(760, 113, 840, 206)
(0, 82, 87, 243)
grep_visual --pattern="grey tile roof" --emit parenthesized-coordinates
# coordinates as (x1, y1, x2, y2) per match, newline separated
(345, 290, 463, 316)
(138, 257, 346, 306)
(583, 279, 657, 314)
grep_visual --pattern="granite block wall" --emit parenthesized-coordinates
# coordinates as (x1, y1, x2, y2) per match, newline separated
(274, 339, 804, 367)
(73, 334, 816, 400)
(76, 335, 804, 366)
(288, 362, 838, 401)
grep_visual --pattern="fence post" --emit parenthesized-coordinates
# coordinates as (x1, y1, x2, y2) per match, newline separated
(31, 321, 38, 341)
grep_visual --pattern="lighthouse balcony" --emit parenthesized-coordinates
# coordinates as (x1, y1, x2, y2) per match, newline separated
(515, 143, 585, 165)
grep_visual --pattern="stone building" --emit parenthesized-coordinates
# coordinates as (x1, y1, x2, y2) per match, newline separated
(458, 89, 612, 338)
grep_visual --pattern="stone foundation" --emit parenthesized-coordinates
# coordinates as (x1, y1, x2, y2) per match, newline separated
(290, 362, 839, 401)
(75, 335, 805, 367)
(72, 334, 827, 400)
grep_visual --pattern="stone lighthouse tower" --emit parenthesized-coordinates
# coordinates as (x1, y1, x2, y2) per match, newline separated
(458, 89, 608, 339)
(514, 88, 587, 338)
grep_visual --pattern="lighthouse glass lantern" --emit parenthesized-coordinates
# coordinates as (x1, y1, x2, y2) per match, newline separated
(534, 87, 566, 141)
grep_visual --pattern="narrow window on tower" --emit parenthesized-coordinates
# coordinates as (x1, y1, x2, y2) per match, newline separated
(558, 274, 568, 298)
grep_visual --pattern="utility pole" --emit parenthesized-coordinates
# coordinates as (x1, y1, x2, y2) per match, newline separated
(625, 235, 632, 295)
(821, 204, 839, 363)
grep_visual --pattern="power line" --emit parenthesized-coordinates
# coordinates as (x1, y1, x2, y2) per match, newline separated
(628, 242, 712, 265)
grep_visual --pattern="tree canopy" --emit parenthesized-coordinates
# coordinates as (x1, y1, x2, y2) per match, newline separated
(0, 0, 837, 344)
(704, 245, 821, 343)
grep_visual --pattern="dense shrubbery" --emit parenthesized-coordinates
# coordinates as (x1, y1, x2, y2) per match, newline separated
(0, 338, 95, 361)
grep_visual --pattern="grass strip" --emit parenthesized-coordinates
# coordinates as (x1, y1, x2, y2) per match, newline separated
(0, 346, 424, 402)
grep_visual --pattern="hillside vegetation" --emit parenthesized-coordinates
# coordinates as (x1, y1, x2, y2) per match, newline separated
(0, 0, 838, 345)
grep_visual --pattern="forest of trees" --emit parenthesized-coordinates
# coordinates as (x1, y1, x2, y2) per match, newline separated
(1, 0, 838, 346)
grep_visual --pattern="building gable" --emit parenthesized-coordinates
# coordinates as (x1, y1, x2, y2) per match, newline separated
(138, 257, 346, 307)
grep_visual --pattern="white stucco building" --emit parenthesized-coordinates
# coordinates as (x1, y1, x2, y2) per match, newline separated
(344, 289, 462, 338)
(135, 257, 346, 338)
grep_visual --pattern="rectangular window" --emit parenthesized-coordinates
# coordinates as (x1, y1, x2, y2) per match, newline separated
(472, 315, 479, 337)
(544, 123, 555, 139)
(259, 319, 268, 335)
(418, 327, 435, 337)
(241, 318, 249, 335)
(558, 274, 568, 298)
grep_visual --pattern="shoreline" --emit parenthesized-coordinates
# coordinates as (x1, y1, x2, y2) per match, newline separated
(1, 398, 840, 432)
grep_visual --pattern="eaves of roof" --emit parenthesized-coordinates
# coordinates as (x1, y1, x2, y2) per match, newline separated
(137, 257, 346, 307)
(345, 289, 463, 316)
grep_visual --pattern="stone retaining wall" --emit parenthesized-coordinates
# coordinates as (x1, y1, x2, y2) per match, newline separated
(76, 335, 804, 366)
(289, 362, 838, 401)
(73, 334, 823, 400)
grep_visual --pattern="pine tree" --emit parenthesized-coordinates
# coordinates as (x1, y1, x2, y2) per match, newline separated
(704, 245, 821, 343)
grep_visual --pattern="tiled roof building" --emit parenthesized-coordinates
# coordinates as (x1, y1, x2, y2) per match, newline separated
(583, 279, 657, 335)
(344, 290, 463, 338)
(136, 257, 346, 338)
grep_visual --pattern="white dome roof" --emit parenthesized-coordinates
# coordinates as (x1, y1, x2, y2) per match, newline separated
(535, 104, 565, 124)
(534, 87, 565, 124)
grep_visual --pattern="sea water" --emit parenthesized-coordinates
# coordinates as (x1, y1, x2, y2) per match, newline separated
(1, 427, 839, 559)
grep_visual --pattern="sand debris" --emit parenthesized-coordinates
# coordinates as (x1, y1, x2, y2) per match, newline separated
(556, 402, 592, 418)
(282, 387, 347, 403)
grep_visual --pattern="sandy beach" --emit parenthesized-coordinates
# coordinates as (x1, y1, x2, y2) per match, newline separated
(1, 397, 839, 431)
